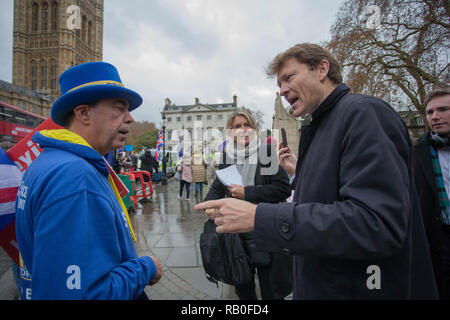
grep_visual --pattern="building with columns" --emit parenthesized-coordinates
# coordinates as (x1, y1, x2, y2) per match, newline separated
(161, 95, 238, 153)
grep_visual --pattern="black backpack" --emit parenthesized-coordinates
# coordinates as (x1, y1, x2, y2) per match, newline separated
(200, 219, 252, 286)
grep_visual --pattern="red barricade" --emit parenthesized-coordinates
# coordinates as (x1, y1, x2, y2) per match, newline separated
(121, 170, 153, 207)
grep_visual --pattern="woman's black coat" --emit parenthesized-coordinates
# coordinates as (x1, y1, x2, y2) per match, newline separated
(205, 145, 293, 297)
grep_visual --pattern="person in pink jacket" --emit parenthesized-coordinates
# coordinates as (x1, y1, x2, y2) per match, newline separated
(177, 154, 193, 200)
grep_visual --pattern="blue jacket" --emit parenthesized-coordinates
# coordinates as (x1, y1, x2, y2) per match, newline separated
(15, 131, 156, 299)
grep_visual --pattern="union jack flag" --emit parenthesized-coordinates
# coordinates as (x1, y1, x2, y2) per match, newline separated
(178, 135, 183, 158)
(155, 130, 164, 161)
(0, 149, 23, 265)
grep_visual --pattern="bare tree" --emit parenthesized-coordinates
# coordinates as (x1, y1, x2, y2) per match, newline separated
(125, 120, 157, 147)
(240, 106, 265, 130)
(326, 0, 449, 122)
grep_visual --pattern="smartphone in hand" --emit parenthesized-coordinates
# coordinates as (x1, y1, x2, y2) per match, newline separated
(281, 128, 288, 148)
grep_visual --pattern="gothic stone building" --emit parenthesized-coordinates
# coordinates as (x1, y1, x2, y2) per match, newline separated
(398, 110, 426, 139)
(272, 92, 300, 158)
(0, 79, 53, 117)
(10, 0, 103, 116)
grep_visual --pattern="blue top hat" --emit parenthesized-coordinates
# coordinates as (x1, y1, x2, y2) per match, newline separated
(51, 61, 143, 126)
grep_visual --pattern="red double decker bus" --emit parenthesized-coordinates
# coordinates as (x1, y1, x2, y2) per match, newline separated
(0, 102, 46, 143)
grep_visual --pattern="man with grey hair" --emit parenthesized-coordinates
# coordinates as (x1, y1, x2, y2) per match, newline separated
(196, 43, 438, 299)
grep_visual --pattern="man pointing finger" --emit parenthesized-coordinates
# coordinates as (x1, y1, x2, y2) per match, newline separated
(195, 198, 257, 234)
(196, 43, 437, 300)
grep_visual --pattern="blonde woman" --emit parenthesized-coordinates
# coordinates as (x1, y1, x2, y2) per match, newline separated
(203, 109, 292, 300)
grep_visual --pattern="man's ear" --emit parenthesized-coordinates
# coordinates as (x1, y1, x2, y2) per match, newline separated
(317, 59, 330, 82)
(72, 104, 91, 125)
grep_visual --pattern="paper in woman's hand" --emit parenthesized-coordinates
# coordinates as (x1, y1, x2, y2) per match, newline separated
(215, 164, 243, 187)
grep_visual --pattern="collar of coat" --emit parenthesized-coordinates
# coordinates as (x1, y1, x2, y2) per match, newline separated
(311, 83, 351, 122)
(292, 83, 350, 188)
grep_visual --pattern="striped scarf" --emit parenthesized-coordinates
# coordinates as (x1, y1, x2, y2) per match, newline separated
(430, 145, 450, 225)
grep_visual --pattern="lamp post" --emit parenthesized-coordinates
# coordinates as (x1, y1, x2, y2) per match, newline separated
(161, 112, 167, 185)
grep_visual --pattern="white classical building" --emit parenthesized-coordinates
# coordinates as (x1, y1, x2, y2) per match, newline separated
(161, 95, 238, 154)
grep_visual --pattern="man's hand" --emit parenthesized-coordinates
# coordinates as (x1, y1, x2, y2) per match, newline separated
(227, 184, 245, 199)
(205, 208, 216, 220)
(195, 198, 257, 233)
(277, 142, 297, 176)
(148, 256, 162, 286)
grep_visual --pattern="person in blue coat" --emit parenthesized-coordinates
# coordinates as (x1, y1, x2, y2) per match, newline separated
(15, 62, 162, 299)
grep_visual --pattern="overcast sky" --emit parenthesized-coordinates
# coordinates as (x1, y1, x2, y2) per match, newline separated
(0, 0, 344, 129)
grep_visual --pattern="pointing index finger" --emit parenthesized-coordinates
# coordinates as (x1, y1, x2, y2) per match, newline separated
(194, 199, 224, 211)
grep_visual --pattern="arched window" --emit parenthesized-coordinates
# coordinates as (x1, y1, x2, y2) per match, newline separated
(416, 115, 424, 126)
(88, 21, 93, 47)
(31, 61, 38, 90)
(51, 2, 58, 31)
(40, 60, 48, 90)
(42, 2, 49, 32)
(50, 60, 58, 90)
(32, 3, 39, 32)
(82, 16, 86, 41)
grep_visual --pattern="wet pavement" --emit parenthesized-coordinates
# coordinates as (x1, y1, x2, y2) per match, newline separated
(133, 178, 240, 300)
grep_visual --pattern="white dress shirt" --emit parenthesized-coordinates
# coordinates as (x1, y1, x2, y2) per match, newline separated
(438, 147, 450, 197)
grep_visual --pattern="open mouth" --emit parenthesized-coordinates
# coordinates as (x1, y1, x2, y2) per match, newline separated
(288, 96, 299, 106)
(118, 129, 129, 136)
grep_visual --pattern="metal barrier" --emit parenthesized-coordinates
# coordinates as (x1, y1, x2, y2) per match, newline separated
(121, 170, 153, 207)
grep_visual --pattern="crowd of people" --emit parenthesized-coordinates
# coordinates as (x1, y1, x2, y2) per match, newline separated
(176, 149, 215, 201)
(2, 43, 449, 300)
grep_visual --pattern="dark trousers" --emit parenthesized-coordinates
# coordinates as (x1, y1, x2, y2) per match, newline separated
(179, 180, 191, 198)
(443, 226, 450, 299)
(195, 182, 203, 193)
(234, 265, 283, 300)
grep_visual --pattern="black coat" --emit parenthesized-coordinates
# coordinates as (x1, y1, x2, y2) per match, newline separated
(140, 151, 158, 173)
(414, 132, 448, 298)
(206, 145, 292, 204)
(254, 84, 438, 299)
(205, 146, 293, 297)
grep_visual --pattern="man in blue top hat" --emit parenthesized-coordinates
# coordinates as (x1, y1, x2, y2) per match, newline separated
(15, 61, 162, 299)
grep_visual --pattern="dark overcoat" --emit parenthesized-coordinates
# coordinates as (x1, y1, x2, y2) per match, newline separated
(414, 132, 448, 298)
(205, 146, 293, 297)
(254, 84, 438, 299)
